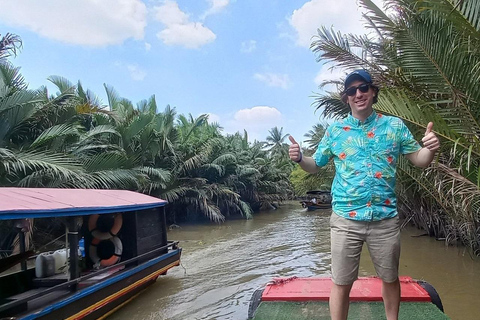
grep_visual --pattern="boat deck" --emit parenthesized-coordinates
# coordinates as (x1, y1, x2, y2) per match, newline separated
(261, 276, 430, 302)
(252, 301, 450, 320)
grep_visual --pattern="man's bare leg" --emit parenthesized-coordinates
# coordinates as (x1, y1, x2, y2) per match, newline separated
(329, 283, 353, 320)
(382, 278, 400, 320)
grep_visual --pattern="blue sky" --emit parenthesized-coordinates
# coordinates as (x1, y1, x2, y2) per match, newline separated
(0, 0, 381, 143)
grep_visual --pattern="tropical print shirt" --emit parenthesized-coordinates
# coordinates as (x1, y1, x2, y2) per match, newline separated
(313, 111, 421, 221)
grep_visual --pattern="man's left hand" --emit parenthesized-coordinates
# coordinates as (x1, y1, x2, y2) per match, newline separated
(422, 122, 440, 152)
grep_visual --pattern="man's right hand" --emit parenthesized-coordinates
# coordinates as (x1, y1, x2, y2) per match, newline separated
(289, 136, 302, 163)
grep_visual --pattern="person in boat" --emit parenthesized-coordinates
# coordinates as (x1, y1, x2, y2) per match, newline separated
(288, 69, 440, 320)
(311, 197, 317, 204)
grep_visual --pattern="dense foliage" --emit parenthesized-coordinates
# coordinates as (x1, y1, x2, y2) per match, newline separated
(0, 39, 294, 224)
(311, 0, 480, 254)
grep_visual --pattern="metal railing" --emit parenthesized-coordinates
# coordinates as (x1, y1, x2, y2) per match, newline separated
(0, 241, 180, 314)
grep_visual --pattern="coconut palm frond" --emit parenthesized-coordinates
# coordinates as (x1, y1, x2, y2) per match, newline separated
(0, 33, 23, 60)
(47, 76, 76, 94)
(82, 125, 120, 141)
(238, 200, 253, 219)
(71, 144, 123, 157)
(88, 169, 144, 190)
(212, 153, 237, 165)
(237, 166, 261, 177)
(0, 63, 26, 90)
(29, 124, 81, 149)
(160, 186, 190, 203)
(2, 150, 82, 176)
(200, 163, 225, 177)
(83, 151, 128, 172)
(135, 166, 171, 182)
(198, 200, 224, 223)
(311, 93, 350, 120)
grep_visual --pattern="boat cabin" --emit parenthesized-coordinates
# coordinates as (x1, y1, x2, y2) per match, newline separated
(0, 188, 181, 320)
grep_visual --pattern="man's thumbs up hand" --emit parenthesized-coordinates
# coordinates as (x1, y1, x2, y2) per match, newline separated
(424, 122, 434, 135)
(289, 135, 302, 163)
(421, 122, 440, 152)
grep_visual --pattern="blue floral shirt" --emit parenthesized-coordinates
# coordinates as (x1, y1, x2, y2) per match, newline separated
(313, 111, 421, 221)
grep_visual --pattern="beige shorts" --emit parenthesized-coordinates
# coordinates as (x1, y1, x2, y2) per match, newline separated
(330, 213, 400, 285)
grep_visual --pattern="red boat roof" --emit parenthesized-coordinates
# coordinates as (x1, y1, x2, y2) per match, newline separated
(0, 188, 167, 220)
(262, 276, 431, 302)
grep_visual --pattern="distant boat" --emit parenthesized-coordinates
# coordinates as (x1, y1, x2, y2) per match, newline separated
(300, 190, 332, 210)
(0, 188, 182, 320)
(248, 276, 448, 320)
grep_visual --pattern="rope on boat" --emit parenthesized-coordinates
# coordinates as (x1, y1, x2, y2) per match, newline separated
(268, 276, 298, 285)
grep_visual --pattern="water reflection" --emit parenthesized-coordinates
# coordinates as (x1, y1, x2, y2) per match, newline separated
(108, 203, 480, 320)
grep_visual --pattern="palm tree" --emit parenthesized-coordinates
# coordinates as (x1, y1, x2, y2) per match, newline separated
(304, 123, 327, 151)
(310, 0, 480, 253)
(265, 126, 289, 163)
(0, 47, 296, 224)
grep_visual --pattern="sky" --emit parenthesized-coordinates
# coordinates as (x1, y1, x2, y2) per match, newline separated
(0, 0, 383, 143)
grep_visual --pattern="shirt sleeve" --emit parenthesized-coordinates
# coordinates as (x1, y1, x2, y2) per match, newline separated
(399, 121, 421, 154)
(312, 127, 333, 167)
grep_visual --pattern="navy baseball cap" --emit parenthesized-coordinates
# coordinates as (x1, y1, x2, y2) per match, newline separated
(344, 69, 372, 89)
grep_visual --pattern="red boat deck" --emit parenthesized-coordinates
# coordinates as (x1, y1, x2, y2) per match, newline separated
(262, 276, 431, 302)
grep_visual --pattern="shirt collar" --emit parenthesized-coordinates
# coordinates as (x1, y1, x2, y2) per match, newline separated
(345, 110, 377, 127)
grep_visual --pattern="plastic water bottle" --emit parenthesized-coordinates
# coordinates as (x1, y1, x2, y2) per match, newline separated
(79, 238, 85, 257)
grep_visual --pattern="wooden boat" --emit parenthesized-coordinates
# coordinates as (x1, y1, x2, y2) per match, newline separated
(0, 188, 182, 320)
(248, 276, 449, 320)
(299, 190, 332, 210)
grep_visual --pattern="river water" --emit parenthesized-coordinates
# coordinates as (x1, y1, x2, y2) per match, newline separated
(109, 202, 480, 320)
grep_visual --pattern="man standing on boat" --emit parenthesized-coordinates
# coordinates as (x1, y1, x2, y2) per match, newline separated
(288, 69, 440, 320)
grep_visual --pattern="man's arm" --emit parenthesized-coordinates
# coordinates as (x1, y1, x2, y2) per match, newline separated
(288, 136, 320, 173)
(405, 122, 440, 168)
(296, 156, 321, 173)
(405, 148, 436, 168)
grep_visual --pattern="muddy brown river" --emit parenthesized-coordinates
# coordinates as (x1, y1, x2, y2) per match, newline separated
(108, 202, 480, 320)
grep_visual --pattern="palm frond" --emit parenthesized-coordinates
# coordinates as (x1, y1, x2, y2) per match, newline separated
(29, 124, 80, 149)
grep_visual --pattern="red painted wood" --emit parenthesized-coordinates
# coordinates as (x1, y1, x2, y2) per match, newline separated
(0, 188, 166, 213)
(261, 276, 432, 302)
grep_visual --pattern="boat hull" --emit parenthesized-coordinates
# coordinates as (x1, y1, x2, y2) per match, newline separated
(300, 190, 332, 210)
(300, 202, 332, 210)
(2, 249, 181, 320)
(248, 276, 449, 320)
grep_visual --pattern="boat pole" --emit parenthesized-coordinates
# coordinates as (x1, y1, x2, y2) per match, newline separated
(14, 219, 29, 271)
(18, 230, 27, 271)
(161, 207, 168, 246)
(68, 217, 80, 281)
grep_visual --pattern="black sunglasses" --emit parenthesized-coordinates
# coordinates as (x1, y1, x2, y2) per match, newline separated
(344, 83, 371, 96)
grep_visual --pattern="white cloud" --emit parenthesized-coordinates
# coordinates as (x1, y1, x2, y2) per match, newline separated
(289, 0, 377, 47)
(157, 23, 216, 49)
(241, 40, 257, 53)
(234, 106, 282, 123)
(154, 0, 216, 49)
(223, 106, 283, 141)
(254, 73, 291, 89)
(201, 0, 230, 20)
(127, 64, 147, 81)
(145, 42, 152, 51)
(155, 0, 190, 25)
(0, 0, 147, 47)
